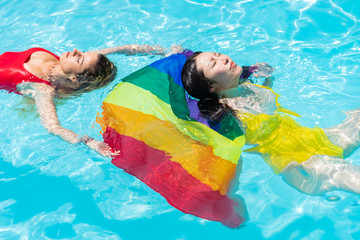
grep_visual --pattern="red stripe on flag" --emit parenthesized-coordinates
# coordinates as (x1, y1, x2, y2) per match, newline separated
(103, 126, 244, 228)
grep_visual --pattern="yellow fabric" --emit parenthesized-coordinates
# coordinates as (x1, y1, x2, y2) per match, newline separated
(234, 84, 343, 174)
(238, 112, 343, 174)
(98, 102, 237, 194)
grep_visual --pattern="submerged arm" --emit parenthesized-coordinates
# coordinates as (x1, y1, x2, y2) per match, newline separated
(262, 76, 274, 88)
(18, 83, 112, 157)
(92, 44, 164, 56)
(221, 84, 279, 115)
(250, 63, 275, 88)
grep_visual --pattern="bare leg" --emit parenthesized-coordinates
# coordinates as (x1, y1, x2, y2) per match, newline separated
(323, 107, 360, 157)
(227, 156, 249, 224)
(281, 155, 360, 195)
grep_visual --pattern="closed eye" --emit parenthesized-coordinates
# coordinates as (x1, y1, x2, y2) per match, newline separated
(212, 60, 216, 68)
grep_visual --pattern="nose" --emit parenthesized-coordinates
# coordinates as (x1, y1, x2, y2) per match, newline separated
(216, 56, 229, 65)
(72, 49, 81, 56)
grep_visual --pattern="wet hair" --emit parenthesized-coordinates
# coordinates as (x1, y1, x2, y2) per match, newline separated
(181, 51, 230, 121)
(51, 54, 117, 96)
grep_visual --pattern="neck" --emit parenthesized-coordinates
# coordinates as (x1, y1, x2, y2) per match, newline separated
(49, 64, 68, 82)
(217, 86, 247, 98)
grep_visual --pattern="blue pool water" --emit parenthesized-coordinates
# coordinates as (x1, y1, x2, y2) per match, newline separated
(1, 0, 360, 239)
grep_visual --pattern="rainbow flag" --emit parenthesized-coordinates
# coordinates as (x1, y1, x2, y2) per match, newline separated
(97, 51, 246, 227)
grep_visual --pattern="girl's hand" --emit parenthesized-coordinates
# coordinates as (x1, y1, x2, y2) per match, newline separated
(252, 63, 275, 78)
(125, 44, 165, 56)
(138, 44, 165, 55)
(94, 44, 165, 56)
(165, 44, 183, 56)
(85, 138, 120, 157)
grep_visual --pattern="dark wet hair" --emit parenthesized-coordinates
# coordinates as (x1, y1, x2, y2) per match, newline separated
(181, 51, 230, 121)
(52, 54, 117, 96)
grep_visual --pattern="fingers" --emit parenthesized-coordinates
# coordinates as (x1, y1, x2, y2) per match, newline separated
(252, 62, 275, 79)
(170, 44, 183, 53)
(144, 44, 165, 56)
(98, 142, 120, 158)
(252, 73, 260, 78)
(110, 149, 121, 158)
(140, 44, 183, 56)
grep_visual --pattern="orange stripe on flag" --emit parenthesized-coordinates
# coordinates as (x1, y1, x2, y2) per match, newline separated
(98, 102, 237, 195)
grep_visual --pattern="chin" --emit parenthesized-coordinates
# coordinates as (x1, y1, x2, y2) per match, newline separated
(237, 66, 243, 75)
(59, 53, 66, 62)
(234, 70, 242, 80)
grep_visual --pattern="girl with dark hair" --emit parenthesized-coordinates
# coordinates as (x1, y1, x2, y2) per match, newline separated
(182, 51, 360, 195)
(0, 44, 163, 156)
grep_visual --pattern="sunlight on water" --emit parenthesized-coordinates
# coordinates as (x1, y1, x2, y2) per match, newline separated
(0, 0, 359, 239)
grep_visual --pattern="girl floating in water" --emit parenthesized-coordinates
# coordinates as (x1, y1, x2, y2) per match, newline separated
(0, 44, 163, 156)
(181, 51, 360, 195)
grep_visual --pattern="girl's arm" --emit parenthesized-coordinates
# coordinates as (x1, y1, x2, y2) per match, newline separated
(91, 44, 164, 56)
(221, 84, 278, 115)
(18, 83, 112, 157)
(262, 76, 274, 88)
(250, 63, 275, 88)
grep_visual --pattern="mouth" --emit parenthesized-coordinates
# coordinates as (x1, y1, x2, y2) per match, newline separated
(230, 61, 236, 70)
(66, 52, 70, 58)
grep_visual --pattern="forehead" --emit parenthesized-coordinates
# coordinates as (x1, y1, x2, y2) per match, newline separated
(84, 52, 99, 66)
(195, 52, 214, 72)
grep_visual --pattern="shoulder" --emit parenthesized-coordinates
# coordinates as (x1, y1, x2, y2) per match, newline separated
(30, 51, 56, 60)
(27, 48, 59, 61)
(17, 82, 55, 98)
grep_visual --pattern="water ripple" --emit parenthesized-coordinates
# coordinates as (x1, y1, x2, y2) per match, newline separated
(1, 0, 360, 239)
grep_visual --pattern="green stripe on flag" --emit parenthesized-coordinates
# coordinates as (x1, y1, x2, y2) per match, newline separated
(123, 66, 191, 120)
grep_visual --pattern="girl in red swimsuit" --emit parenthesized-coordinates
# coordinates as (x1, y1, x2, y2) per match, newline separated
(0, 44, 163, 156)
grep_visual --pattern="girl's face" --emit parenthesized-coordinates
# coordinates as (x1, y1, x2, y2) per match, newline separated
(195, 52, 243, 93)
(59, 49, 98, 75)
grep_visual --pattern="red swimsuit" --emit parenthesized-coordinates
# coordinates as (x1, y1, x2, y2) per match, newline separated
(0, 48, 58, 93)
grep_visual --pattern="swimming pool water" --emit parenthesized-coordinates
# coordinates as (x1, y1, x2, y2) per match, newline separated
(1, 0, 360, 239)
